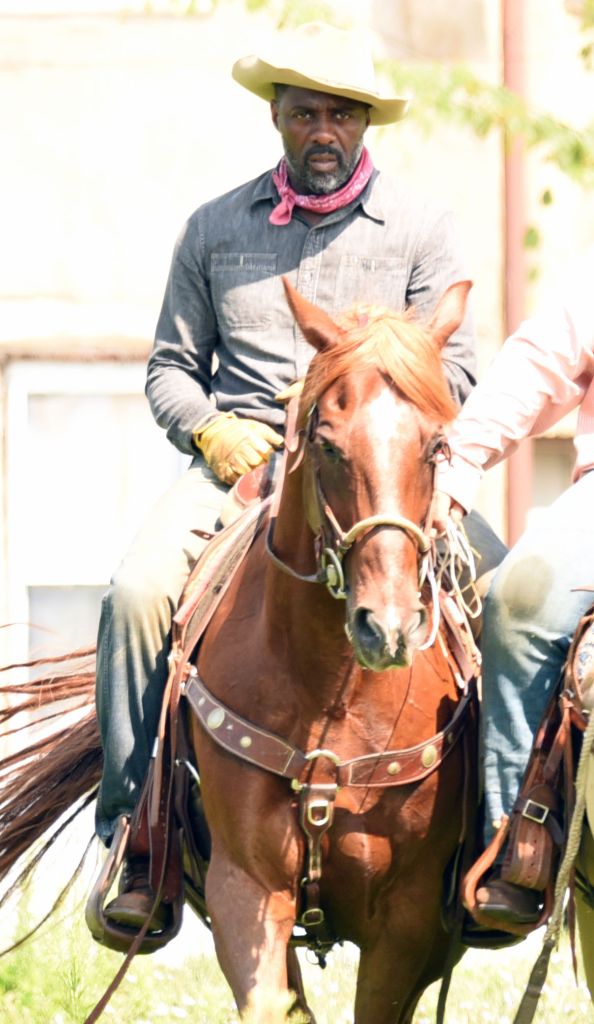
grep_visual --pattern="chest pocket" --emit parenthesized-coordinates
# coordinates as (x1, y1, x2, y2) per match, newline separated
(334, 255, 408, 315)
(210, 252, 278, 329)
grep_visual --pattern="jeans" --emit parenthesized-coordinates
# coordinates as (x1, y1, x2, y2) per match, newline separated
(95, 455, 228, 844)
(481, 470, 594, 843)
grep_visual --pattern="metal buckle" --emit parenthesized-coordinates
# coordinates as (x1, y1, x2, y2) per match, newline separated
(306, 798, 332, 828)
(300, 907, 325, 927)
(320, 547, 346, 600)
(305, 748, 341, 765)
(522, 799, 549, 825)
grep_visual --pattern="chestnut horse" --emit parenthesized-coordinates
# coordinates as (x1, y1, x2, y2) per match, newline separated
(185, 278, 477, 1023)
(0, 279, 478, 1024)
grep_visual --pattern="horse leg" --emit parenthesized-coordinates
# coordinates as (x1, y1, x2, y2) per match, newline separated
(286, 945, 318, 1023)
(354, 945, 420, 1024)
(205, 854, 301, 1023)
(353, 913, 452, 1024)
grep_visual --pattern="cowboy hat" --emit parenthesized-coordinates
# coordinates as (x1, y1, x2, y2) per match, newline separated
(232, 21, 409, 127)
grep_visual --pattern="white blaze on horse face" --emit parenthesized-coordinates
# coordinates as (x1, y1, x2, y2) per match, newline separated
(364, 387, 401, 451)
(357, 387, 422, 506)
(344, 387, 429, 671)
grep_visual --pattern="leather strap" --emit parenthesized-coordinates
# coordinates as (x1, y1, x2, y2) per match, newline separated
(184, 671, 473, 789)
(440, 593, 481, 685)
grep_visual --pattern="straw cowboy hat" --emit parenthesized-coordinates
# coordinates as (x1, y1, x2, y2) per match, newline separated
(232, 21, 409, 127)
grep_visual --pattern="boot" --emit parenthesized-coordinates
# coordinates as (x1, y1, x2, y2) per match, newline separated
(475, 874, 543, 926)
(104, 855, 168, 933)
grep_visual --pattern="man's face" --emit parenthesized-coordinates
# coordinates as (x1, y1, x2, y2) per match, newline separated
(271, 86, 370, 195)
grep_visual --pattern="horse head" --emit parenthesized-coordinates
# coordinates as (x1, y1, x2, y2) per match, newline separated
(278, 276, 471, 671)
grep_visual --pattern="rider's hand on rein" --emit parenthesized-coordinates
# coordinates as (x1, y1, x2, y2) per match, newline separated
(429, 490, 465, 539)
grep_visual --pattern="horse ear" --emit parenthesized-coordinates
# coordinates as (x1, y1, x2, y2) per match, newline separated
(282, 276, 343, 352)
(427, 280, 473, 349)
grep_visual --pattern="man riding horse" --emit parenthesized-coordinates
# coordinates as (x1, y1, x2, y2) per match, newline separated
(95, 20, 505, 936)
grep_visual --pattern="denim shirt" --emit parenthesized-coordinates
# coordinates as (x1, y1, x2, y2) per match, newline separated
(147, 167, 477, 455)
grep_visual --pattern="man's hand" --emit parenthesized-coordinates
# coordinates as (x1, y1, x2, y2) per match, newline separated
(429, 490, 465, 538)
(193, 413, 283, 486)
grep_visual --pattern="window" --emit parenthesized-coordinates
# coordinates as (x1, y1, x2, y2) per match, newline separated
(2, 361, 188, 666)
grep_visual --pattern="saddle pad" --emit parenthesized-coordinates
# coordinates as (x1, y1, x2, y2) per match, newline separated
(173, 494, 272, 656)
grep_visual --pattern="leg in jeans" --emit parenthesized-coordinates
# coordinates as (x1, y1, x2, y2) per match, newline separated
(95, 455, 228, 845)
(481, 470, 594, 845)
(463, 509, 509, 583)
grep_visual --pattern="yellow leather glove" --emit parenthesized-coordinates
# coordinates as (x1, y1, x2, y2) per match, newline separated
(193, 413, 283, 486)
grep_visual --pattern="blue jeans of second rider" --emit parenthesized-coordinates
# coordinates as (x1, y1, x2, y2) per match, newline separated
(481, 469, 594, 845)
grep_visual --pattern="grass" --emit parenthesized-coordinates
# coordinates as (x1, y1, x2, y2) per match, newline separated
(1, 906, 594, 1023)
(0, 823, 592, 1024)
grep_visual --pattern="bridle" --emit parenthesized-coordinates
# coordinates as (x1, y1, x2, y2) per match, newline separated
(266, 469, 432, 601)
(265, 400, 440, 647)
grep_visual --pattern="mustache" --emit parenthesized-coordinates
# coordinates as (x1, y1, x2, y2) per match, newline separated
(304, 144, 344, 166)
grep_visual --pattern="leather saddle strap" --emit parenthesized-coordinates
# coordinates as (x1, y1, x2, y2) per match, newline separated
(184, 671, 473, 788)
(298, 783, 338, 883)
(149, 494, 273, 819)
(511, 782, 564, 848)
(439, 593, 481, 685)
(295, 783, 339, 947)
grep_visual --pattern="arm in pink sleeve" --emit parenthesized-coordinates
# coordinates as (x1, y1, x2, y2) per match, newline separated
(438, 252, 594, 512)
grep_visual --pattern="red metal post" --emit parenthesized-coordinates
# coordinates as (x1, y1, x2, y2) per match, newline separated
(502, 0, 533, 545)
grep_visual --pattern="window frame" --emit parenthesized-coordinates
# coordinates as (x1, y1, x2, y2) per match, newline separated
(2, 359, 186, 667)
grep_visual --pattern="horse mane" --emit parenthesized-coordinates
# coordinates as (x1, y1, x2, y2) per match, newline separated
(299, 303, 458, 425)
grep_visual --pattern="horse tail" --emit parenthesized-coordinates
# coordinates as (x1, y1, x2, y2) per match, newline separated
(0, 646, 102, 933)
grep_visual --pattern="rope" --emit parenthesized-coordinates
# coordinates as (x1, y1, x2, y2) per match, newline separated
(418, 565, 441, 651)
(436, 520, 482, 622)
(513, 712, 594, 1024)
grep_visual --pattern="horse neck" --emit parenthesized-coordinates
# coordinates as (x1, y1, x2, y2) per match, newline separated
(268, 453, 316, 578)
(264, 457, 354, 690)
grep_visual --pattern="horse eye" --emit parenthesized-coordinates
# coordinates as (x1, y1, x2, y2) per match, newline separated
(318, 438, 343, 463)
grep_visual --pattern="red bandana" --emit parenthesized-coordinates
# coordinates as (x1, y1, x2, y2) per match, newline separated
(269, 148, 374, 226)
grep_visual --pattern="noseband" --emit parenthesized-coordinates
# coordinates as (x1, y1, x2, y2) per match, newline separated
(265, 403, 433, 602)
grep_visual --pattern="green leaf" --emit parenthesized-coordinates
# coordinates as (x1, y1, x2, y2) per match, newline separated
(524, 225, 541, 250)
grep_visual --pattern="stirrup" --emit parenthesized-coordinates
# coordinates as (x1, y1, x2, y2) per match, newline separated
(85, 816, 182, 954)
(461, 817, 551, 938)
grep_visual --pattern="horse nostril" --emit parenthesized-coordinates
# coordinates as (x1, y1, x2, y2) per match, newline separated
(415, 607, 428, 636)
(353, 607, 385, 652)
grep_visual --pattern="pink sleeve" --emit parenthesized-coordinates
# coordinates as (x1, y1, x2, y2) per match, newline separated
(438, 250, 594, 512)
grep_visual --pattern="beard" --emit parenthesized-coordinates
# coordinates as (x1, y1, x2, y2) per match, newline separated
(283, 139, 364, 195)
